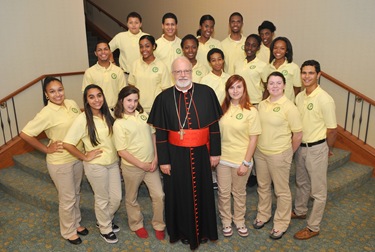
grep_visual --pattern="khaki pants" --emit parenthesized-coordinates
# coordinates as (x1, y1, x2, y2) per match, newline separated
(121, 164, 165, 231)
(84, 161, 122, 234)
(294, 142, 328, 232)
(254, 147, 293, 232)
(216, 163, 250, 228)
(47, 160, 84, 239)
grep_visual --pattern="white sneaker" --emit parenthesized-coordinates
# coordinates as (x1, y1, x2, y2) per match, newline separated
(100, 231, 118, 244)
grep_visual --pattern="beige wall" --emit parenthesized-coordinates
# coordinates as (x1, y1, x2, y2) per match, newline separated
(0, 0, 88, 145)
(89, 0, 374, 99)
(0, 0, 88, 98)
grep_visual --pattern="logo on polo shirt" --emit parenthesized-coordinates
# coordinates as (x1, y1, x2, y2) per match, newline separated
(273, 107, 280, 112)
(111, 73, 117, 79)
(140, 115, 147, 121)
(209, 45, 215, 49)
(152, 67, 159, 73)
(250, 65, 256, 69)
(282, 70, 288, 76)
(307, 103, 314, 110)
(236, 113, 243, 120)
(241, 45, 245, 50)
(196, 70, 202, 76)
(176, 48, 182, 54)
(71, 108, 79, 113)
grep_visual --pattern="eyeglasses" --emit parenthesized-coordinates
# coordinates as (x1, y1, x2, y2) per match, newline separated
(173, 69, 192, 75)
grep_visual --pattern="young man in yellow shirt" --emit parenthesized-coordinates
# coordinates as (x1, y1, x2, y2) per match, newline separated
(292, 60, 337, 240)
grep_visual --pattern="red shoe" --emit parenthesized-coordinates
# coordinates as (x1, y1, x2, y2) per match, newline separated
(155, 230, 165, 240)
(135, 227, 148, 239)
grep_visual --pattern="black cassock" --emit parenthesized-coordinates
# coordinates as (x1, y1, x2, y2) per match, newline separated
(148, 83, 222, 250)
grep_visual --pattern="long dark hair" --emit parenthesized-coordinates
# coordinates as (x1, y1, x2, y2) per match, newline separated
(83, 84, 114, 147)
(221, 74, 252, 114)
(42, 76, 62, 106)
(114, 86, 144, 119)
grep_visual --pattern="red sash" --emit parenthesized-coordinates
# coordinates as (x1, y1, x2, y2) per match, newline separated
(168, 128, 209, 147)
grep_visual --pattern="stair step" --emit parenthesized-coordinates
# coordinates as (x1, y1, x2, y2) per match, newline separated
(0, 164, 151, 213)
(13, 152, 93, 192)
(1, 146, 371, 214)
(326, 161, 373, 199)
(0, 166, 94, 213)
(289, 148, 351, 181)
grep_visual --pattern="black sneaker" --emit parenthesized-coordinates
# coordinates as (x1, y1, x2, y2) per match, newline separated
(213, 182, 218, 190)
(112, 223, 120, 233)
(96, 223, 120, 233)
(100, 231, 118, 244)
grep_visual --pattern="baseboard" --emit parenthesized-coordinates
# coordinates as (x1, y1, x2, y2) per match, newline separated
(0, 133, 46, 169)
(334, 125, 375, 176)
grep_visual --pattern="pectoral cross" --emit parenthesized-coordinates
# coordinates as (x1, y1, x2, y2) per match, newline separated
(179, 129, 185, 140)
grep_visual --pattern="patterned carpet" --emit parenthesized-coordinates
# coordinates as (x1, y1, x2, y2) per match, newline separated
(0, 178, 374, 252)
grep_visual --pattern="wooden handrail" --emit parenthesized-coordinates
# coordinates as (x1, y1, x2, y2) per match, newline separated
(85, 19, 112, 42)
(86, 0, 127, 30)
(321, 71, 375, 106)
(0, 71, 84, 104)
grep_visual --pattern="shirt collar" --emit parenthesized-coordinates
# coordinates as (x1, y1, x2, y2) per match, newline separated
(304, 85, 322, 97)
(265, 95, 288, 105)
(47, 101, 65, 111)
(123, 110, 139, 119)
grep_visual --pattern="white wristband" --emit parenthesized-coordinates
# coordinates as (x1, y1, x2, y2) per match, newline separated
(242, 160, 251, 167)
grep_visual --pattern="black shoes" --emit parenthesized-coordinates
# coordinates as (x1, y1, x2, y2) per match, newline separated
(181, 238, 189, 245)
(77, 228, 89, 236)
(96, 222, 120, 232)
(67, 237, 82, 245)
(213, 182, 218, 190)
(181, 237, 208, 245)
(100, 231, 118, 244)
(112, 223, 120, 233)
(200, 238, 208, 244)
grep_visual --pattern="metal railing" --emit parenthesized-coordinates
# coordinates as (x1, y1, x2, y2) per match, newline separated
(320, 71, 374, 146)
(85, 0, 127, 30)
(0, 72, 84, 148)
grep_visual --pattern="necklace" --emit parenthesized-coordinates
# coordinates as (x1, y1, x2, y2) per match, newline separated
(173, 85, 194, 140)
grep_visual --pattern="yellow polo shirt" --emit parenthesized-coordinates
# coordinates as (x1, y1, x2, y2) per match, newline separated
(63, 113, 118, 166)
(220, 104, 262, 164)
(295, 85, 337, 143)
(82, 62, 127, 108)
(192, 62, 210, 83)
(22, 99, 83, 164)
(196, 37, 223, 69)
(128, 58, 171, 113)
(234, 57, 268, 104)
(257, 95, 302, 155)
(221, 34, 246, 75)
(109, 30, 148, 73)
(113, 111, 155, 166)
(201, 71, 230, 104)
(265, 60, 302, 102)
(256, 44, 270, 64)
(154, 35, 183, 71)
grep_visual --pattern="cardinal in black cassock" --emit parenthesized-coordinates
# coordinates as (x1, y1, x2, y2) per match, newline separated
(148, 57, 222, 250)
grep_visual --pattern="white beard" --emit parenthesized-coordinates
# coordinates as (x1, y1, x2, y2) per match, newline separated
(176, 79, 191, 88)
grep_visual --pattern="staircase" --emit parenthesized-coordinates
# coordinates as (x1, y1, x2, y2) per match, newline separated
(0, 142, 151, 215)
(86, 30, 99, 67)
(0, 146, 373, 214)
